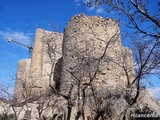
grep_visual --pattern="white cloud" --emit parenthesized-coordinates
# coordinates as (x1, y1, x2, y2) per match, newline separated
(75, 0, 82, 7)
(75, 0, 91, 7)
(84, 2, 104, 14)
(76, 3, 81, 7)
(87, 6, 95, 11)
(75, 0, 80, 2)
(83, 0, 90, 4)
(0, 29, 32, 46)
(96, 7, 104, 14)
(148, 87, 160, 99)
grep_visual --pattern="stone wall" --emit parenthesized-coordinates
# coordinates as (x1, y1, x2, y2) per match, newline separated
(28, 28, 63, 98)
(14, 59, 31, 102)
(14, 28, 63, 102)
(14, 14, 134, 102)
(61, 14, 134, 94)
(15, 14, 134, 101)
(12, 13, 160, 120)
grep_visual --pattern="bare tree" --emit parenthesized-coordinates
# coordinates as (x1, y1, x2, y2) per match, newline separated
(85, 0, 160, 104)
(4, 11, 158, 119)
(86, 0, 160, 38)
(44, 19, 138, 119)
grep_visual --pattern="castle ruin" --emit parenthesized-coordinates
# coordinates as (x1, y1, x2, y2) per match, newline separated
(13, 14, 160, 120)
(14, 13, 134, 102)
(14, 29, 63, 102)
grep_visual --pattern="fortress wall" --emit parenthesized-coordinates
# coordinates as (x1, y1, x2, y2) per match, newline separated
(29, 28, 44, 80)
(28, 28, 63, 98)
(13, 14, 160, 120)
(15, 28, 63, 102)
(41, 30, 63, 90)
(60, 13, 136, 119)
(14, 59, 31, 102)
(14, 14, 134, 104)
(61, 14, 135, 96)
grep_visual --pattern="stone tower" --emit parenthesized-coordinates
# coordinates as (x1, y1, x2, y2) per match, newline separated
(13, 14, 160, 120)
(14, 59, 31, 101)
(14, 28, 63, 102)
(59, 13, 135, 119)
(14, 14, 134, 103)
(28, 28, 63, 97)
(61, 14, 134, 95)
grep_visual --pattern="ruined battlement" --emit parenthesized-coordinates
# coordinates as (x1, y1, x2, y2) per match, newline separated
(14, 29, 63, 102)
(12, 14, 160, 120)
(62, 14, 134, 96)
(14, 14, 134, 103)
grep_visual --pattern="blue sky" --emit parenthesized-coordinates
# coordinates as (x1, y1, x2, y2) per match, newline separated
(0, 0, 159, 98)
(0, 0, 108, 95)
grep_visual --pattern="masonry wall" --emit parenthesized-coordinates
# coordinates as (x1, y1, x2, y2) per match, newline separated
(28, 28, 63, 98)
(61, 14, 134, 94)
(60, 14, 135, 119)
(14, 28, 63, 102)
(14, 14, 134, 104)
(14, 59, 31, 102)
(12, 14, 160, 120)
